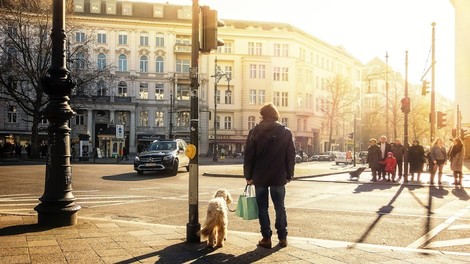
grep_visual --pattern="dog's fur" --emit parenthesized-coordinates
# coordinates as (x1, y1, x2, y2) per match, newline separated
(199, 189, 233, 247)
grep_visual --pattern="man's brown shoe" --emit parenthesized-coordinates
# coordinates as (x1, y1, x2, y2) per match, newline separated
(278, 239, 287, 247)
(258, 237, 272, 249)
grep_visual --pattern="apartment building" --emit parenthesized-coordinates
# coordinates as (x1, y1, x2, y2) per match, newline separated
(1, 0, 364, 158)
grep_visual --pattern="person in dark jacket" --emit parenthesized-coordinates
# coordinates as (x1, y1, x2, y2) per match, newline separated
(449, 138, 465, 185)
(407, 140, 425, 181)
(244, 102, 295, 249)
(429, 137, 447, 185)
(378, 135, 392, 180)
(391, 138, 405, 181)
(367, 138, 382, 182)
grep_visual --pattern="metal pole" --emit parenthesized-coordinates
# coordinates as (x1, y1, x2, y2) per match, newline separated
(187, 0, 200, 243)
(213, 58, 218, 162)
(403, 51, 409, 182)
(430, 22, 436, 143)
(385, 52, 389, 140)
(353, 114, 356, 166)
(34, 0, 80, 226)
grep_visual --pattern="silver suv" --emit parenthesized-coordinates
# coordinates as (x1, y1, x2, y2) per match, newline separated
(134, 139, 190, 175)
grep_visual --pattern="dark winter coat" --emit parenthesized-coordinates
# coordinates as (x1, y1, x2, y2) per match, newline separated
(367, 144, 382, 170)
(243, 120, 296, 187)
(391, 143, 405, 162)
(408, 144, 425, 173)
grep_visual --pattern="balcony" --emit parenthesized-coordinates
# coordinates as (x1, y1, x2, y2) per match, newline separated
(174, 44, 191, 53)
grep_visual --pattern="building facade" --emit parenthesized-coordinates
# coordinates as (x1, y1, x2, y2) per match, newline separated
(0, 0, 378, 158)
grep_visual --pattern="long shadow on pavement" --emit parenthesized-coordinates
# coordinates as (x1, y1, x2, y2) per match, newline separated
(115, 242, 279, 264)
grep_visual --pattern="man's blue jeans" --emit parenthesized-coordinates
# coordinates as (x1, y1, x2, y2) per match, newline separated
(255, 185, 287, 239)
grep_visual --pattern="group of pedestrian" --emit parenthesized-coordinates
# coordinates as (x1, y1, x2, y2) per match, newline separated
(367, 135, 466, 185)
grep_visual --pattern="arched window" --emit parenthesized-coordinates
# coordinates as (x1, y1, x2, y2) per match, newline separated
(140, 55, 148, 72)
(156, 56, 164, 73)
(97, 53, 106, 70)
(118, 54, 127, 71)
(118, 81, 127, 96)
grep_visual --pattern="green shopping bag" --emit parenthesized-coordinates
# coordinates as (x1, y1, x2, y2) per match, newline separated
(235, 185, 258, 220)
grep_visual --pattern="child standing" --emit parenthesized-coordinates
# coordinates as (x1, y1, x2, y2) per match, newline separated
(382, 152, 397, 182)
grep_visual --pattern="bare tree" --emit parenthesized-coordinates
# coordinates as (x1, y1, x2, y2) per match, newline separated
(320, 74, 357, 151)
(0, 0, 111, 158)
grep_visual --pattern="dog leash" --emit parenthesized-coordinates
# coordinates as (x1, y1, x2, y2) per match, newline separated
(228, 207, 236, 212)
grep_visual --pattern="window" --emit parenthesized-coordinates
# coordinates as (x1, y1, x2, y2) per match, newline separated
(118, 111, 127, 125)
(75, 32, 86, 42)
(274, 44, 281, 57)
(224, 90, 232, 104)
(155, 83, 164, 100)
(118, 54, 127, 71)
(155, 111, 164, 127)
(258, 90, 265, 104)
(140, 35, 149, 46)
(176, 85, 190, 100)
(140, 56, 148, 72)
(281, 92, 289, 107)
(215, 116, 220, 129)
(224, 66, 232, 79)
(273, 92, 280, 106)
(273, 67, 280, 81)
(215, 89, 220, 104)
(248, 42, 255, 55)
(224, 42, 232, 53)
(259, 65, 266, 79)
(248, 116, 256, 130)
(249, 65, 257, 78)
(122, 3, 133, 15)
(97, 53, 106, 70)
(74, 0, 84, 12)
(90, 0, 100, 13)
(118, 34, 127, 45)
(7, 106, 17, 123)
(97, 80, 106, 96)
(249, 89, 256, 105)
(224, 116, 232, 130)
(156, 56, 164, 73)
(75, 112, 85, 125)
(140, 111, 148, 126)
(153, 5, 163, 18)
(75, 52, 85, 70)
(282, 44, 289, 57)
(177, 112, 190, 126)
(156, 33, 165, 47)
(176, 59, 190, 73)
(118, 81, 127, 96)
(139, 83, 148, 99)
(281, 117, 288, 126)
(97, 33, 106, 44)
(256, 43, 262, 55)
(297, 93, 302, 107)
(281, 68, 289, 81)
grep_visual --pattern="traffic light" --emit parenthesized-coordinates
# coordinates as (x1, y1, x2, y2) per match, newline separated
(400, 97, 410, 113)
(348, 132, 354, 139)
(437, 111, 447, 129)
(200, 6, 225, 53)
(421, 80, 430, 96)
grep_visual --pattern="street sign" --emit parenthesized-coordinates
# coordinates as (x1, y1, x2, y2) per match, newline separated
(116, 125, 124, 139)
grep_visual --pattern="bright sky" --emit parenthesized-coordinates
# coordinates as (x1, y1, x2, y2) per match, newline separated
(137, 0, 456, 99)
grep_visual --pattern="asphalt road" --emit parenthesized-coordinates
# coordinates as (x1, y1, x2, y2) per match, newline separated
(1, 160, 470, 254)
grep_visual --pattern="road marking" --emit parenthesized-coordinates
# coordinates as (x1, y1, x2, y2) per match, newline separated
(425, 238, 470, 248)
(407, 206, 470, 249)
(449, 224, 470, 230)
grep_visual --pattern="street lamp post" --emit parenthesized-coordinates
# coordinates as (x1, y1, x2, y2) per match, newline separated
(385, 52, 389, 140)
(34, 0, 81, 226)
(211, 58, 231, 162)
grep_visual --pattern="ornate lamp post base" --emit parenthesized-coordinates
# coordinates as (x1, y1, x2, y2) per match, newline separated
(36, 204, 80, 226)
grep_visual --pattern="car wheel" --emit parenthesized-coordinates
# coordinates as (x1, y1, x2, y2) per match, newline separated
(170, 160, 179, 176)
(137, 170, 143, 175)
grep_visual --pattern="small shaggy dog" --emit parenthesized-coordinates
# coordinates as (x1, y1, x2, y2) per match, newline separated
(199, 189, 233, 248)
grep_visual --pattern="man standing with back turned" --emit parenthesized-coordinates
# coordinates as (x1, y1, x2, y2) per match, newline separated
(244, 102, 296, 249)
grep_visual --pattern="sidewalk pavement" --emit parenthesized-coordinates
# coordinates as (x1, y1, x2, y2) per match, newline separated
(2, 214, 470, 264)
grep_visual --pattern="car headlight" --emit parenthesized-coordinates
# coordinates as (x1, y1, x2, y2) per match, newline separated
(163, 155, 173, 161)
(134, 156, 140, 162)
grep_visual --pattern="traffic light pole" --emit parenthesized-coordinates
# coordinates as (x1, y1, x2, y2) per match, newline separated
(430, 22, 436, 143)
(403, 51, 409, 182)
(187, 0, 200, 243)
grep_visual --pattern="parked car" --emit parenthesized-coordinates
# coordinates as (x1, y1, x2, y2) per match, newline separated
(335, 152, 352, 165)
(359, 151, 368, 164)
(311, 153, 332, 161)
(325, 151, 339, 161)
(134, 139, 190, 175)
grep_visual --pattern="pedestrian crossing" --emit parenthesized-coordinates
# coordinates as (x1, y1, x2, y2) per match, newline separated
(0, 192, 156, 215)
